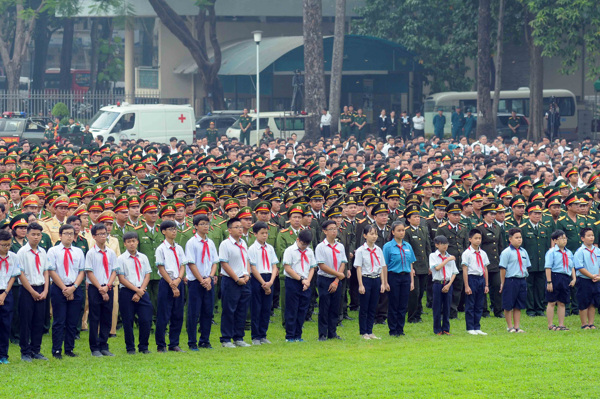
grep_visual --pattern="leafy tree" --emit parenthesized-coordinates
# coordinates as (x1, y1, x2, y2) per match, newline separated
(52, 101, 69, 119)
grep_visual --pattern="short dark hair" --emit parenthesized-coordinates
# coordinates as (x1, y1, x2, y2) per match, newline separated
(123, 231, 139, 243)
(193, 215, 210, 226)
(252, 221, 268, 234)
(580, 227, 594, 239)
(298, 229, 312, 244)
(551, 230, 565, 241)
(170, 137, 177, 142)
(434, 235, 449, 245)
(59, 224, 75, 235)
(469, 229, 482, 239)
(508, 228, 522, 238)
(66, 215, 80, 225)
(0, 230, 12, 241)
(321, 220, 337, 231)
(160, 220, 177, 233)
(91, 223, 107, 236)
(27, 222, 43, 233)
(227, 217, 241, 228)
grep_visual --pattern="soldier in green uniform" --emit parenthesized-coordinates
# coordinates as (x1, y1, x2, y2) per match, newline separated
(507, 110, 521, 136)
(404, 204, 431, 323)
(348, 105, 358, 138)
(340, 106, 352, 140)
(385, 186, 402, 223)
(218, 198, 241, 240)
(433, 108, 446, 139)
(543, 193, 563, 232)
(44, 121, 56, 141)
(520, 202, 552, 317)
(253, 201, 279, 248)
(236, 207, 256, 248)
(239, 109, 252, 146)
(476, 203, 503, 318)
(505, 195, 528, 229)
(354, 108, 367, 141)
(173, 200, 195, 250)
(206, 121, 219, 144)
(82, 124, 93, 146)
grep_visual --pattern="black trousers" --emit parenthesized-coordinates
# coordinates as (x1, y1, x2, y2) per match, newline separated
(318, 275, 341, 338)
(526, 271, 546, 314)
(119, 287, 152, 353)
(9, 284, 20, 343)
(348, 270, 360, 310)
(450, 272, 464, 318)
(88, 285, 113, 352)
(408, 274, 428, 322)
(0, 289, 13, 359)
(20, 285, 46, 356)
(51, 284, 84, 354)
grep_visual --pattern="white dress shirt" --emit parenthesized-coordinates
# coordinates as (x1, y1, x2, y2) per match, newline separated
(461, 246, 490, 276)
(47, 243, 85, 286)
(412, 115, 425, 130)
(0, 251, 20, 290)
(16, 243, 48, 286)
(315, 239, 348, 278)
(185, 234, 219, 280)
(320, 112, 332, 128)
(85, 245, 118, 285)
(282, 242, 317, 279)
(354, 243, 385, 277)
(155, 240, 189, 280)
(248, 241, 279, 274)
(219, 236, 250, 278)
(116, 251, 152, 288)
(429, 250, 459, 282)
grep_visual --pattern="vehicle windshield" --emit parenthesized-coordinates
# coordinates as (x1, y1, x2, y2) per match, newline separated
(89, 111, 120, 130)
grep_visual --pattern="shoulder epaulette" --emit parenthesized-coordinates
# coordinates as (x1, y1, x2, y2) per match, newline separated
(438, 222, 447, 228)
(218, 220, 228, 225)
(426, 216, 434, 220)
(182, 227, 192, 233)
(476, 223, 483, 226)
(594, 220, 600, 225)
(280, 228, 289, 233)
(268, 222, 278, 227)
(519, 223, 526, 228)
(134, 225, 144, 230)
(558, 216, 566, 221)
(358, 218, 366, 223)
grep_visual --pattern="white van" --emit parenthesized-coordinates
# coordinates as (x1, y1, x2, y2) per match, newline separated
(226, 112, 310, 146)
(88, 103, 196, 144)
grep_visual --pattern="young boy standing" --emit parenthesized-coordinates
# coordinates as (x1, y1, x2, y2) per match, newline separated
(499, 228, 531, 333)
(47, 224, 86, 358)
(429, 235, 459, 335)
(219, 217, 252, 348)
(155, 220, 189, 353)
(247, 221, 279, 345)
(315, 220, 348, 341)
(116, 232, 153, 355)
(17, 222, 49, 362)
(85, 223, 118, 357)
(184, 215, 219, 350)
(461, 229, 490, 335)
(573, 227, 600, 329)
(544, 230, 576, 331)
(0, 230, 20, 364)
(283, 229, 316, 342)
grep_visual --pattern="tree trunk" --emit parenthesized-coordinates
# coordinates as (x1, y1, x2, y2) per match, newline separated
(89, 18, 99, 92)
(303, 0, 326, 141)
(525, 11, 544, 141)
(147, 0, 225, 110)
(476, 0, 493, 139)
(328, 0, 345, 135)
(32, 10, 51, 91)
(59, 19, 74, 91)
(491, 0, 504, 132)
(96, 19, 113, 91)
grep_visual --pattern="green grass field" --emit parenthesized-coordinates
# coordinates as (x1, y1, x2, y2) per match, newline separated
(2, 306, 599, 398)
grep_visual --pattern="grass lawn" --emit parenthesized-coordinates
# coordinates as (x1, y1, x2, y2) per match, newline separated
(2, 306, 598, 398)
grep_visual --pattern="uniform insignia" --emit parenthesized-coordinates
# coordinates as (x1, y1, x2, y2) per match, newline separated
(280, 228, 289, 233)
(134, 225, 143, 230)
(519, 223, 526, 228)
(438, 223, 447, 228)
(558, 216, 565, 221)
(144, 228, 148, 232)
(477, 223, 483, 226)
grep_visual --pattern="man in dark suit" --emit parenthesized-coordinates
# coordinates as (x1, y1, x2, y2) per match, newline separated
(476, 203, 503, 318)
(377, 109, 388, 140)
(404, 204, 431, 323)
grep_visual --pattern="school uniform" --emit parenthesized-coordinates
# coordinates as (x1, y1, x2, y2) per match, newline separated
(184, 234, 219, 349)
(46, 243, 85, 355)
(499, 245, 531, 311)
(219, 236, 251, 343)
(116, 251, 153, 353)
(461, 246, 489, 331)
(382, 240, 416, 336)
(282, 242, 317, 340)
(573, 245, 600, 310)
(429, 250, 459, 334)
(85, 245, 118, 353)
(16, 244, 48, 357)
(354, 243, 385, 335)
(248, 241, 278, 341)
(0, 252, 20, 360)
(544, 245, 574, 304)
(315, 239, 348, 339)
(154, 240, 189, 350)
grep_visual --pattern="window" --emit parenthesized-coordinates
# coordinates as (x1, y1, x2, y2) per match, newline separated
(118, 113, 136, 131)
(543, 96, 575, 117)
(75, 73, 90, 88)
(199, 118, 213, 129)
(217, 118, 235, 129)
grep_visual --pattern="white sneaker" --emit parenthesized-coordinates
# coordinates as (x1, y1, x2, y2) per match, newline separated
(475, 330, 487, 335)
(221, 342, 236, 348)
(234, 340, 251, 347)
(252, 339, 262, 346)
(467, 330, 478, 335)
(260, 338, 272, 344)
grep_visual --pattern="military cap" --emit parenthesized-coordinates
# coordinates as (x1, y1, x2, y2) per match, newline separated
(446, 202, 462, 213)
(98, 210, 116, 224)
(433, 198, 449, 209)
(287, 204, 304, 217)
(365, 197, 380, 208)
(505, 176, 519, 188)
(403, 204, 420, 219)
(565, 167, 578, 178)
(469, 190, 484, 202)
(480, 203, 498, 215)
(385, 186, 401, 199)
(498, 187, 513, 200)
(223, 198, 241, 211)
(509, 195, 526, 208)
(53, 195, 69, 208)
(517, 177, 533, 190)
(460, 171, 475, 181)
(254, 201, 271, 213)
(159, 203, 176, 218)
(9, 214, 28, 230)
(140, 200, 159, 214)
(526, 201, 543, 213)
(405, 193, 422, 205)
(326, 206, 343, 218)
(371, 202, 389, 217)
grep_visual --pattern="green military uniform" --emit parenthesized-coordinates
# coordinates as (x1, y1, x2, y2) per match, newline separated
(39, 231, 54, 252)
(112, 222, 129, 254)
(476, 221, 503, 318)
(349, 110, 358, 137)
(239, 114, 252, 145)
(176, 220, 195, 250)
(44, 127, 55, 140)
(208, 215, 224, 250)
(206, 127, 219, 144)
(82, 130, 93, 146)
(507, 116, 520, 133)
(340, 111, 352, 139)
(437, 221, 469, 318)
(520, 219, 552, 316)
(354, 114, 367, 141)
(405, 223, 431, 323)
(338, 218, 357, 321)
(134, 223, 164, 318)
(420, 201, 434, 219)
(72, 233, 90, 255)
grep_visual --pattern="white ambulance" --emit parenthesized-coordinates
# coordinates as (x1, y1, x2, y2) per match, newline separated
(88, 103, 196, 144)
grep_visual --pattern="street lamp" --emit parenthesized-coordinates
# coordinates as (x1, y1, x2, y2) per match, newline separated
(252, 30, 262, 145)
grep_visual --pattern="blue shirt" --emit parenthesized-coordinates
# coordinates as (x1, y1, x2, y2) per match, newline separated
(544, 245, 574, 275)
(383, 240, 416, 274)
(499, 245, 531, 278)
(573, 245, 600, 279)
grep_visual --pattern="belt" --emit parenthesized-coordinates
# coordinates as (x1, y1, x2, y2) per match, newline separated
(434, 280, 451, 285)
(363, 274, 381, 279)
(65, 284, 74, 287)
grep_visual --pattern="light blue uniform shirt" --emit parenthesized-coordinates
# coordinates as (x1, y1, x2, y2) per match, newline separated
(544, 245, 574, 275)
(499, 245, 531, 278)
(573, 245, 600, 279)
(383, 240, 416, 274)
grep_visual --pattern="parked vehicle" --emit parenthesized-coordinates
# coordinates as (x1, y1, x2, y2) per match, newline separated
(0, 113, 51, 145)
(226, 112, 309, 146)
(195, 111, 241, 139)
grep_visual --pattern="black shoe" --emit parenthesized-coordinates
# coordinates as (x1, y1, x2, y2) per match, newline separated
(329, 335, 343, 340)
(536, 311, 545, 316)
(449, 316, 458, 320)
(52, 352, 62, 360)
(494, 314, 504, 318)
(10, 339, 19, 345)
(169, 346, 185, 353)
(141, 350, 151, 354)
(127, 350, 136, 355)
(100, 350, 115, 357)
(64, 351, 78, 358)
(337, 321, 343, 327)
(199, 343, 213, 349)
(74, 334, 80, 340)
(526, 312, 536, 317)
(32, 353, 48, 361)
(318, 336, 328, 341)
(349, 307, 359, 312)
(407, 319, 418, 324)
(374, 320, 386, 325)
(398, 332, 405, 336)
(21, 355, 33, 362)
(109, 334, 117, 338)
(305, 317, 314, 322)
(157, 347, 167, 353)
(81, 329, 88, 332)
(343, 315, 353, 321)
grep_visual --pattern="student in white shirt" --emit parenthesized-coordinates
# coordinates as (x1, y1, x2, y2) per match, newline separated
(219, 217, 252, 348)
(354, 225, 388, 340)
(154, 220, 189, 353)
(429, 236, 459, 335)
(85, 223, 118, 357)
(248, 222, 279, 345)
(116, 232, 152, 355)
(184, 215, 219, 350)
(17, 222, 49, 362)
(283, 229, 316, 342)
(315, 220, 348, 341)
(461, 230, 490, 335)
(47, 224, 86, 359)
(0, 229, 20, 364)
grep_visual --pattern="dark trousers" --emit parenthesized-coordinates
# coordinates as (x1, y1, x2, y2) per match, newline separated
(19, 285, 45, 356)
(526, 271, 546, 314)
(251, 274, 273, 340)
(432, 283, 453, 334)
(148, 279, 159, 322)
(51, 284, 84, 354)
(285, 277, 310, 340)
(388, 272, 411, 335)
(187, 279, 214, 348)
(0, 289, 13, 359)
(9, 284, 19, 343)
(450, 272, 464, 318)
(240, 130, 250, 145)
(375, 291, 389, 323)
(483, 271, 502, 317)
(426, 274, 433, 308)
(119, 287, 152, 353)
(280, 276, 286, 327)
(155, 279, 184, 349)
(338, 274, 349, 322)
(401, 128, 411, 142)
(77, 284, 86, 333)
(349, 269, 360, 310)
(318, 275, 341, 338)
(88, 285, 113, 352)
(272, 274, 281, 310)
(359, 277, 381, 335)
(322, 125, 331, 138)
(220, 276, 251, 343)
(465, 275, 485, 331)
(408, 273, 427, 322)
(307, 272, 318, 319)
